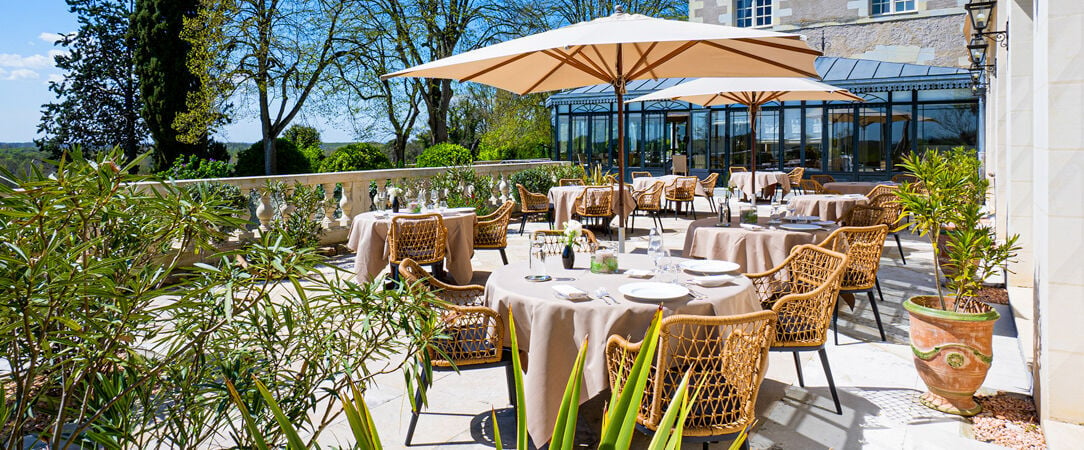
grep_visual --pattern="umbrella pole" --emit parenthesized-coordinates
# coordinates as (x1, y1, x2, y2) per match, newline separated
(615, 48, 627, 252)
(749, 102, 758, 203)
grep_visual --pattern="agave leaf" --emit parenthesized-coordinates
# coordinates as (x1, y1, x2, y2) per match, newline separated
(341, 380, 382, 450)
(224, 379, 270, 450)
(647, 369, 691, 449)
(727, 420, 757, 450)
(254, 379, 308, 450)
(508, 314, 528, 450)
(550, 336, 590, 450)
(491, 408, 503, 449)
(599, 307, 664, 449)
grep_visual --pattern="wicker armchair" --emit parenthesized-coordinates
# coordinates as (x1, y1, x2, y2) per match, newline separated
(866, 184, 899, 200)
(891, 173, 918, 184)
(629, 180, 664, 232)
(631, 171, 653, 179)
(837, 204, 885, 227)
(818, 225, 890, 344)
(868, 192, 906, 265)
(389, 213, 447, 282)
(664, 176, 698, 219)
(798, 179, 842, 195)
(729, 166, 748, 173)
(787, 167, 805, 193)
(529, 229, 600, 256)
(398, 259, 515, 446)
(572, 186, 615, 238)
(559, 178, 584, 186)
(605, 311, 778, 447)
(516, 183, 552, 235)
(743, 244, 848, 414)
(473, 201, 514, 265)
(697, 173, 720, 213)
(809, 174, 835, 185)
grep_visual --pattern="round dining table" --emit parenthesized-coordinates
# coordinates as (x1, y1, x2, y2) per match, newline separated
(547, 185, 636, 228)
(632, 175, 707, 196)
(822, 181, 898, 196)
(682, 217, 834, 273)
(729, 171, 792, 199)
(484, 253, 760, 443)
(346, 210, 476, 284)
(789, 194, 869, 222)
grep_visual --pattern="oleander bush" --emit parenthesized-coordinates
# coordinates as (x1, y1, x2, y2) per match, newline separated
(319, 142, 392, 173)
(415, 142, 472, 168)
(233, 138, 312, 176)
(158, 154, 234, 179)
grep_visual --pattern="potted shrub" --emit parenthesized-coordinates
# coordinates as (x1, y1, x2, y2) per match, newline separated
(895, 147, 1020, 416)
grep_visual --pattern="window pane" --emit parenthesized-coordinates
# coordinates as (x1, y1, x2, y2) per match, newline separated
(571, 116, 588, 165)
(590, 115, 609, 168)
(756, 109, 779, 171)
(894, 0, 915, 12)
(755, 0, 772, 26)
(627, 113, 642, 168)
(889, 105, 913, 170)
(644, 113, 665, 168)
(730, 110, 750, 169)
(557, 116, 569, 161)
(917, 103, 979, 153)
(783, 108, 802, 170)
(690, 111, 710, 170)
(804, 107, 823, 170)
(857, 106, 886, 172)
(872, 0, 887, 14)
(827, 107, 854, 172)
(711, 110, 727, 170)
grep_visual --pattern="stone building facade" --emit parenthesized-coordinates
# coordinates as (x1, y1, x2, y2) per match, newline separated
(689, 0, 971, 68)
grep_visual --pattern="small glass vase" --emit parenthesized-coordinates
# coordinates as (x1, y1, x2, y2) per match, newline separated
(561, 244, 575, 270)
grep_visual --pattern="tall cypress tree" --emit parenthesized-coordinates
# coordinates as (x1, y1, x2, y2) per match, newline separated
(132, 0, 205, 170)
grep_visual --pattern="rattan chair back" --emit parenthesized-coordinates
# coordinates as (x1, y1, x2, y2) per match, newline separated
(798, 179, 827, 194)
(818, 225, 889, 291)
(838, 204, 885, 227)
(399, 258, 503, 367)
(810, 174, 835, 185)
(635, 181, 665, 211)
(574, 186, 615, 218)
(699, 173, 719, 196)
(729, 166, 748, 173)
(866, 184, 899, 200)
(559, 178, 584, 186)
(389, 213, 447, 265)
(743, 244, 848, 348)
(474, 201, 514, 249)
(664, 176, 697, 202)
(787, 167, 805, 186)
(891, 173, 919, 184)
(605, 311, 778, 437)
(868, 192, 903, 226)
(631, 171, 653, 179)
(516, 184, 550, 213)
(529, 229, 599, 256)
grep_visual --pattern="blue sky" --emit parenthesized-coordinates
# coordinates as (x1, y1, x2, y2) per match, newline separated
(0, 1, 352, 144)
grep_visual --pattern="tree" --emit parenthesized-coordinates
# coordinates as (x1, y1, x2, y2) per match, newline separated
(38, 0, 147, 163)
(182, 0, 363, 175)
(537, 0, 686, 26)
(447, 84, 491, 153)
(133, 0, 208, 171)
(283, 124, 322, 150)
(479, 90, 551, 159)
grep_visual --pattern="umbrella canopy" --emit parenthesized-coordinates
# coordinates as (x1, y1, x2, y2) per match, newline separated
(383, 8, 822, 254)
(628, 77, 861, 197)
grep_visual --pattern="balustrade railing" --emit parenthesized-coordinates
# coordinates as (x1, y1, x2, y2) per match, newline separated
(131, 160, 568, 247)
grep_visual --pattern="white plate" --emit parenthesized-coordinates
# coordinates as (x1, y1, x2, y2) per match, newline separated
(619, 282, 690, 301)
(784, 215, 820, 222)
(781, 223, 822, 231)
(680, 260, 740, 275)
(813, 220, 837, 227)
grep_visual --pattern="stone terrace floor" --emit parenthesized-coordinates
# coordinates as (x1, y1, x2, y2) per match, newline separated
(313, 195, 1032, 450)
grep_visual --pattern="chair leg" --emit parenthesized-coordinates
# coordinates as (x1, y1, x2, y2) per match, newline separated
(703, 442, 710, 450)
(690, 201, 697, 220)
(432, 261, 445, 280)
(875, 277, 885, 302)
(833, 301, 840, 346)
(504, 359, 517, 407)
(628, 209, 636, 231)
(390, 263, 400, 282)
(818, 349, 842, 415)
(499, 248, 508, 265)
(654, 212, 663, 232)
(893, 233, 906, 265)
(868, 291, 886, 341)
(404, 370, 428, 446)
(519, 214, 528, 235)
(792, 351, 805, 387)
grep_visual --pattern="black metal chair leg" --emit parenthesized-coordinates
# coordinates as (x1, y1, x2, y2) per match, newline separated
(833, 301, 840, 345)
(818, 349, 842, 415)
(404, 370, 429, 446)
(893, 233, 906, 265)
(655, 213, 663, 232)
(876, 277, 885, 302)
(390, 263, 400, 282)
(690, 202, 697, 220)
(869, 291, 886, 341)
(504, 359, 517, 407)
(432, 261, 445, 280)
(703, 443, 709, 450)
(499, 248, 508, 265)
(519, 214, 528, 235)
(793, 352, 805, 387)
(628, 209, 636, 231)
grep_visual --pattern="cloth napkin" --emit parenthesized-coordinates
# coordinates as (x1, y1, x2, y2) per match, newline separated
(739, 223, 765, 231)
(625, 269, 654, 279)
(690, 274, 738, 287)
(552, 284, 590, 300)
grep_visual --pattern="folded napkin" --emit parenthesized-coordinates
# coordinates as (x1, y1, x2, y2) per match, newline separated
(739, 223, 765, 231)
(690, 274, 738, 287)
(625, 269, 654, 279)
(552, 284, 590, 300)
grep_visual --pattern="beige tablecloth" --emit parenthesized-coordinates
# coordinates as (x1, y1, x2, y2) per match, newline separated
(484, 253, 760, 443)
(633, 175, 707, 196)
(729, 172, 792, 199)
(682, 217, 833, 273)
(548, 185, 636, 228)
(823, 181, 898, 196)
(790, 194, 869, 222)
(346, 210, 476, 284)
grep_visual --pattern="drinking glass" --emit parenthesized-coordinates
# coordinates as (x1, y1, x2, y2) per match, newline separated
(439, 199, 448, 211)
(653, 248, 672, 279)
(530, 242, 547, 278)
(374, 191, 387, 214)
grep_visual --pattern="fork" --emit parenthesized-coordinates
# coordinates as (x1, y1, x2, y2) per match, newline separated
(680, 281, 707, 300)
(595, 287, 617, 305)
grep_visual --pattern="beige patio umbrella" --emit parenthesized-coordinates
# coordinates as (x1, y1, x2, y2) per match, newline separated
(628, 77, 862, 197)
(383, 7, 821, 250)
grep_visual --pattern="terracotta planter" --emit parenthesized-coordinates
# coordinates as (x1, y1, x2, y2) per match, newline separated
(904, 295, 999, 416)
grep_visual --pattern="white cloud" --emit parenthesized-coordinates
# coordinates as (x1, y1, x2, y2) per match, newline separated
(0, 53, 52, 69)
(46, 73, 65, 84)
(39, 32, 65, 44)
(2, 69, 39, 81)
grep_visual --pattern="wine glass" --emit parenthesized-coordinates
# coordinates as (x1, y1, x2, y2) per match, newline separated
(653, 248, 671, 277)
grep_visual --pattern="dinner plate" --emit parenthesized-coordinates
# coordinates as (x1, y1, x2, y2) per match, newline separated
(780, 223, 822, 231)
(784, 215, 820, 223)
(813, 220, 837, 227)
(619, 282, 690, 301)
(679, 260, 740, 275)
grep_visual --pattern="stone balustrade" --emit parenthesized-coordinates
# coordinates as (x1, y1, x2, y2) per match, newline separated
(131, 159, 568, 247)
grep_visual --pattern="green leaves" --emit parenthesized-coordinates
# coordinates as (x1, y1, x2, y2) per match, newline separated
(599, 307, 664, 449)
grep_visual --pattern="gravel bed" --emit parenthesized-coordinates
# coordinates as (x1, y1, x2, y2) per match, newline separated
(971, 392, 1046, 449)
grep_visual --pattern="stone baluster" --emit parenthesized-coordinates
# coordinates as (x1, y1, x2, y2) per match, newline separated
(339, 181, 353, 227)
(255, 188, 273, 236)
(322, 182, 337, 229)
(498, 172, 510, 203)
(280, 186, 296, 222)
(488, 173, 499, 206)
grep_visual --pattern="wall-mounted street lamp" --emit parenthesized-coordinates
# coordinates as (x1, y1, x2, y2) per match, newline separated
(967, 33, 996, 78)
(965, 1, 1009, 48)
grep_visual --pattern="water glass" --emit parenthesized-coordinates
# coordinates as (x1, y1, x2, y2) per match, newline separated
(439, 199, 448, 211)
(374, 191, 387, 213)
(530, 242, 547, 278)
